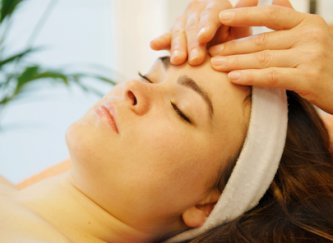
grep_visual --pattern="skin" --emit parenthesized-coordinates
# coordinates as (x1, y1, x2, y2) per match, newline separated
(152, 0, 333, 114)
(0, 59, 250, 242)
(66, 58, 250, 236)
(150, 0, 257, 65)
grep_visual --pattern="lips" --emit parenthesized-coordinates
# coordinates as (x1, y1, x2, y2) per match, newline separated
(96, 103, 119, 133)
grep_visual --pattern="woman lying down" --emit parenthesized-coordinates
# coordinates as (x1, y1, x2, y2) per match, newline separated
(1, 56, 333, 242)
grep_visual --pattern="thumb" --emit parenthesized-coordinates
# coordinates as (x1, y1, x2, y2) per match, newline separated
(235, 0, 259, 8)
(272, 0, 294, 8)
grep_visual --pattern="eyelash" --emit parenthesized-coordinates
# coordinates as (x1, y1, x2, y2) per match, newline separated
(138, 72, 153, 83)
(138, 71, 192, 125)
(171, 102, 192, 124)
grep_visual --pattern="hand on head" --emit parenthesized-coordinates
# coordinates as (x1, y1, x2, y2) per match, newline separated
(151, 0, 333, 115)
(150, 0, 257, 66)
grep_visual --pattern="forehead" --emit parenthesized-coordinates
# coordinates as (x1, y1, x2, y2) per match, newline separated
(149, 57, 250, 132)
(151, 57, 249, 110)
(148, 57, 251, 174)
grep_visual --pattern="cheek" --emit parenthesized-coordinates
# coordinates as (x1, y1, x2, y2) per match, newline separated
(65, 117, 121, 174)
(125, 118, 217, 201)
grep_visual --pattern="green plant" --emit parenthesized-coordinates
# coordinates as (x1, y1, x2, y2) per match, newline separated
(0, 0, 115, 109)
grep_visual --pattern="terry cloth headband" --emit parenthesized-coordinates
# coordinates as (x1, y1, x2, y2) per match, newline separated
(166, 87, 289, 242)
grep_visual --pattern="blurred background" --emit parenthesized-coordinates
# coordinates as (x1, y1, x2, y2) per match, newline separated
(0, 0, 332, 183)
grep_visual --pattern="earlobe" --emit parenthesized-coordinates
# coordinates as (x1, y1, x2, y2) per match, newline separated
(182, 190, 220, 228)
(182, 206, 207, 228)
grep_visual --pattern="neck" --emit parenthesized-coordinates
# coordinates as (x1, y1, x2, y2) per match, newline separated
(16, 170, 152, 243)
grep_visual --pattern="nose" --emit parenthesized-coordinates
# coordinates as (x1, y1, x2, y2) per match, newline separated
(124, 80, 151, 115)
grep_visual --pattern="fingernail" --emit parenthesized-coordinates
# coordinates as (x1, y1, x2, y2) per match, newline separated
(209, 44, 224, 56)
(198, 27, 207, 38)
(228, 72, 241, 82)
(211, 57, 227, 67)
(171, 50, 183, 63)
(219, 11, 235, 22)
(190, 49, 200, 62)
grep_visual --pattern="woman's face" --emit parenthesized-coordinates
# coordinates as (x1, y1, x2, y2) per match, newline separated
(66, 57, 250, 233)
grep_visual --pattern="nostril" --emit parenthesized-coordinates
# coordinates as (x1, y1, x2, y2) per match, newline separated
(127, 90, 137, 106)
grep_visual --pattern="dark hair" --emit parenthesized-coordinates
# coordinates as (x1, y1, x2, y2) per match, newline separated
(189, 92, 333, 242)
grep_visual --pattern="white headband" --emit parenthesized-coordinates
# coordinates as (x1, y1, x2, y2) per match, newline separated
(166, 87, 288, 242)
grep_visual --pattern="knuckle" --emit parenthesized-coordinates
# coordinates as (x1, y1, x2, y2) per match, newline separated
(264, 6, 279, 21)
(200, 10, 216, 24)
(263, 6, 285, 29)
(310, 14, 326, 26)
(172, 29, 185, 40)
(256, 50, 272, 67)
(306, 45, 326, 64)
(306, 65, 322, 82)
(252, 33, 268, 48)
(186, 14, 197, 28)
(267, 68, 279, 86)
(222, 43, 230, 53)
(205, 2, 219, 11)
(300, 25, 326, 43)
(264, 6, 275, 16)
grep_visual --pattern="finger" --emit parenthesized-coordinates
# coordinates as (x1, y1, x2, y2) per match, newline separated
(226, 67, 304, 92)
(207, 25, 230, 48)
(209, 30, 293, 56)
(185, 12, 206, 65)
(211, 50, 297, 71)
(198, 1, 232, 44)
(170, 29, 187, 65)
(272, 0, 293, 8)
(197, 10, 222, 44)
(227, 26, 252, 40)
(150, 33, 171, 50)
(231, 0, 259, 40)
(219, 6, 304, 30)
(235, 0, 259, 7)
(232, 67, 333, 115)
(189, 45, 207, 66)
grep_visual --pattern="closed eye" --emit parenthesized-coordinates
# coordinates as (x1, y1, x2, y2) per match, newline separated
(138, 72, 153, 83)
(138, 72, 192, 124)
(171, 101, 192, 124)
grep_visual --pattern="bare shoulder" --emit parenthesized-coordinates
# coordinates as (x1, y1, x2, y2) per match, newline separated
(0, 189, 70, 243)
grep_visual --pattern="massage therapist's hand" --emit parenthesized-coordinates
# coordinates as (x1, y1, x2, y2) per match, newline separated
(150, 0, 257, 66)
(210, 3, 333, 114)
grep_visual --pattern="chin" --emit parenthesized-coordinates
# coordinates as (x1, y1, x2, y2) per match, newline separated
(65, 119, 99, 166)
(66, 118, 121, 171)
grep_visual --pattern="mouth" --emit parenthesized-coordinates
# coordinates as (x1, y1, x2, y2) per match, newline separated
(96, 103, 119, 134)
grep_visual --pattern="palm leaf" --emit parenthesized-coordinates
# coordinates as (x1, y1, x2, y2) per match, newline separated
(0, 47, 39, 69)
(0, 0, 24, 23)
(0, 0, 116, 119)
(0, 65, 115, 106)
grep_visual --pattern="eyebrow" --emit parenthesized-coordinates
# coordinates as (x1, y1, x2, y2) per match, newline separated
(178, 76, 214, 119)
(157, 56, 214, 119)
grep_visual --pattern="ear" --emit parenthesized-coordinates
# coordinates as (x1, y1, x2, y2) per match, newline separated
(182, 190, 221, 228)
